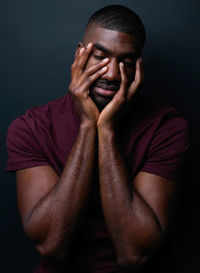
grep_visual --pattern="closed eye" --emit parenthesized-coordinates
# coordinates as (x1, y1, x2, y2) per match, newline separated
(122, 61, 135, 68)
(93, 55, 107, 60)
(121, 57, 137, 68)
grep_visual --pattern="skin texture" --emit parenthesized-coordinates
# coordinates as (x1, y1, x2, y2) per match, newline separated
(81, 27, 142, 110)
(16, 25, 178, 268)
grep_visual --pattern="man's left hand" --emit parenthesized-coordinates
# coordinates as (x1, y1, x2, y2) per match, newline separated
(97, 58, 144, 132)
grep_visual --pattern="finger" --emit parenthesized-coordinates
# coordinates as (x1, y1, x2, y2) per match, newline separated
(118, 62, 127, 97)
(134, 58, 143, 84)
(75, 47, 85, 59)
(74, 58, 109, 90)
(77, 42, 93, 70)
(127, 58, 143, 100)
(140, 58, 144, 82)
(79, 47, 85, 57)
(80, 66, 108, 91)
(71, 47, 85, 74)
(84, 58, 109, 76)
(73, 44, 93, 79)
(71, 54, 108, 95)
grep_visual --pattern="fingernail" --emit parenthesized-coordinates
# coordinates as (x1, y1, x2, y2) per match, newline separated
(120, 62, 124, 68)
(101, 66, 107, 71)
(80, 47, 84, 54)
(102, 58, 109, 62)
(87, 42, 92, 48)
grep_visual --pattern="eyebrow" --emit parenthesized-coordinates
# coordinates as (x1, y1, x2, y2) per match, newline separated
(93, 43, 139, 59)
(93, 43, 110, 54)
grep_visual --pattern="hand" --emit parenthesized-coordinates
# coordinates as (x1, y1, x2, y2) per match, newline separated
(69, 43, 109, 126)
(97, 58, 144, 131)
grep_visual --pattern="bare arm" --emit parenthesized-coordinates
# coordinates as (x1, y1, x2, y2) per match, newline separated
(98, 129, 178, 268)
(97, 59, 178, 268)
(17, 123, 96, 261)
(17, 43, 109, 262)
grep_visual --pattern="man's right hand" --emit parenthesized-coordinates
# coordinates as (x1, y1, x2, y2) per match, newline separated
(69, 43, 109, 125)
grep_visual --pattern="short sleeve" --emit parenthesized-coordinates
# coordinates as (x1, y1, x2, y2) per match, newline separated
(6, 116, 49, 171)
(141, 111, 190, 183)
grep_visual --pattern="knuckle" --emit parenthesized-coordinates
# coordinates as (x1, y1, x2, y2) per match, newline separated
(98, 68, 106, 74)
(84, 68, 90, 76)
(86, 77, 92, 85)
(75, 90, 82, 97)
(75, 59, 83, 69)
(96, 61, 104, 69)
(78, 64, 84, 71)
(69, 82, 81, 94)
(72, 87, 82, 97)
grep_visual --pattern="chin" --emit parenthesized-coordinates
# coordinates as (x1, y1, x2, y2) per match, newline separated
(90, 90, 113, 111)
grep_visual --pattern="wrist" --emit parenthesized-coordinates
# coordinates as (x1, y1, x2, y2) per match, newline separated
(80, 120, 97, 131)
(97, 120, 115, 133)
(97, 124, 115, 138)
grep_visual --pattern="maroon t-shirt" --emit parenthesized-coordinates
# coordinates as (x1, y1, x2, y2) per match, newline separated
(6, 93, 190, 273)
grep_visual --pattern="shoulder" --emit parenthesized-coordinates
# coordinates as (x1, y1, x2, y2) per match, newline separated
(151, 101, 189, 140)
(134, 96, 190, 135)
(6, 93, 75, 171)
(6, 93, 73, 156)
(8, 93, 73, 135)
(135, 97, 191, 183)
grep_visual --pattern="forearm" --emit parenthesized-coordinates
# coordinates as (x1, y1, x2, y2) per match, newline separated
(98, 129, 164, 266)
(25, 123, 97, 260)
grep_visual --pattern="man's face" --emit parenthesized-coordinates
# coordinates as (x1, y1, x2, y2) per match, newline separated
(81, 27, 142, 110)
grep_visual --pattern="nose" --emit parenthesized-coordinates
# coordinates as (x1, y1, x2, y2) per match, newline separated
(102, 58, 121, 82)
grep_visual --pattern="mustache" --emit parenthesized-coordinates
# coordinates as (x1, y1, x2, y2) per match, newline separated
(92, 79, 120, 91)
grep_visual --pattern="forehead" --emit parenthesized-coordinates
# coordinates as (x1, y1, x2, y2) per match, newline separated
(83, 27, 140, 54)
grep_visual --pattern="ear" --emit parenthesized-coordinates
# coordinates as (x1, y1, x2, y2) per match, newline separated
(75, 42, 84, 58)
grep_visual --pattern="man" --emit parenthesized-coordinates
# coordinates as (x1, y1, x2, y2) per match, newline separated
(6, 5, 189, 273)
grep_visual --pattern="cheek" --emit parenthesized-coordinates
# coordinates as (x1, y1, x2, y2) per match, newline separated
(126, 68, 136, 85)
(85, 56, 98, 70)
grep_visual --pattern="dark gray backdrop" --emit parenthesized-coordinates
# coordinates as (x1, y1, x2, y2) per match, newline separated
(1, 0, 200, 272)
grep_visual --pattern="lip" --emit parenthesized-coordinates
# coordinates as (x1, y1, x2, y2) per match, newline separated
(93, 86, 117, 97)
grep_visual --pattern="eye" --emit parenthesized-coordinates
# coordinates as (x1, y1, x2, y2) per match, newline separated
(122, 61, 135, 68)
(121, 58, 137, 68)
(93, 54, 106, 60)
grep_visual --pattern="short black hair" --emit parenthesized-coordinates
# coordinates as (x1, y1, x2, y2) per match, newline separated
(85, 5, 146, 48)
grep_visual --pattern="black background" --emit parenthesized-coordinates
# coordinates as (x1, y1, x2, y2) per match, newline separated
(1, 0, 200, 272)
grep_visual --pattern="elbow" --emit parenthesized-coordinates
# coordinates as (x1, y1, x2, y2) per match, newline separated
(117, 254, 148, 269)
(24, 224, 69, 262)
(117, 234, 166, 269)
(36, 243, 69, 263)
(116, 235, 165, 269)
